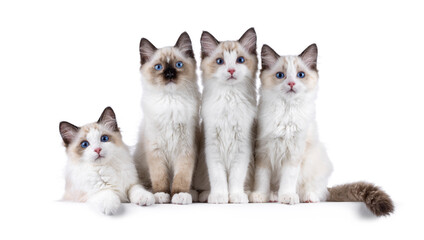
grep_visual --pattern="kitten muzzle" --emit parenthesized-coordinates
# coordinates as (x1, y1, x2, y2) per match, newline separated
(163, 67, 177, 82)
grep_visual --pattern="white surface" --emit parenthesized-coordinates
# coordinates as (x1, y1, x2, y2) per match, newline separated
(0, 0, 423, 239)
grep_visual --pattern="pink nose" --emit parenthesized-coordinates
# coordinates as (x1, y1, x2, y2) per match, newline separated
(94, 148, 102, 154)
(228, 69, 235, 75)
(288, 82, 295, 88)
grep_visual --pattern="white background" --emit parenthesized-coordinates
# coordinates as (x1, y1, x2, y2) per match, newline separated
(1, 0, 423, 239)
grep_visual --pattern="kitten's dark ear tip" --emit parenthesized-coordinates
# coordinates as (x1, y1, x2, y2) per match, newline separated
(100, 106, 116, 120)
(247, 27, 256, 33)
(261, 44, 270, 52)
(201, 31, 210, 38)
(59, 121, 66, 131)
(104, 106, 114, 112)
(59, 121, 79, 146)
(139, 38, 157, 49)
(306, 43, 318, 53)
(98, 106, 119, 132)
(139, 38, 147, 47)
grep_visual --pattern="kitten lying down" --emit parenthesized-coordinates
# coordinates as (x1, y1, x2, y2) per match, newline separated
(59, 107, 154, 215)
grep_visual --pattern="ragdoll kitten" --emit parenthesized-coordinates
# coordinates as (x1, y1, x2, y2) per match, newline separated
(249, 44, 394, 216)
(133, 32, 200, 205)
(192, 28, 257, 204)
(59, 107, 154, 215)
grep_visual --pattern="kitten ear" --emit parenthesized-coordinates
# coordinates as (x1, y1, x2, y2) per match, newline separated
(261, 44, 280, 70)
(201, 31, 219, 59)
(299, 43, 318, 71)
(139, 38, 158, 65)
(238, 27, 257, 55)
(175, 32, 194, 59)
(59, 121, 80, 147)
(97, 107, 119, 132)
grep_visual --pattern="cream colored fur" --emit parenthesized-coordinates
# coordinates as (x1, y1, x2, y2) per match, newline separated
(60, 107, 154, 215)
(133, 32, 200, 204)
(193, 28, 257, 204)
(250, 44, 333, 204)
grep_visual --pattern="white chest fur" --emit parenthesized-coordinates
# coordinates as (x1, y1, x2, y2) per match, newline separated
(257, 92, 315, 165)
(66, 155, 136, 201)
(202, 86, 256, 162)
(142, 88, 199, 157)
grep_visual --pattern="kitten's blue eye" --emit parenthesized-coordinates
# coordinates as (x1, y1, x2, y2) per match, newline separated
(216, 58, 224, 65)
(81, 141, 89, 148)
(175, 61, 184, 68)
(276, 72, 285, 79)
(154, 64, 163, 71)
(101, 135, 109, 142)
(297, 72, 305, 78)
(237, 57, 245, 64)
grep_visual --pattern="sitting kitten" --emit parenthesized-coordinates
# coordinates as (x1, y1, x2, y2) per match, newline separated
(59, 107, 154, 215)
(250, 44, 394, 216)
(192, 28, 257, 204)
(133, 32, 200, 204)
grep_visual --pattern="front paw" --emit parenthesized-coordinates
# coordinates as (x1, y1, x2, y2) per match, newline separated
(171, 192, 192, 205)
(249, 192, 269, 203)
(229, 192, 249, 203)
(91, 193, 121, 215)
(278, 192, 300, 205)
(208, 192, 229, 204)
(130, 190, 155, 206)
(154, 192, 171, 204)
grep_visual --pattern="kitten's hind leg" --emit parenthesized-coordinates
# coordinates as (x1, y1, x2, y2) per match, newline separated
(298, 143, 332, 203)
(88, 190, 121, 215)
(198, 190, 210, 203)
(171, 151, 195, 205)
(128, 184, 155, 206)
(147, 150, 171, 204)
(190, 189, 199, 202)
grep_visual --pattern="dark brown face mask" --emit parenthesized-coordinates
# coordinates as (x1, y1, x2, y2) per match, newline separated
(163, 65, 177, 83)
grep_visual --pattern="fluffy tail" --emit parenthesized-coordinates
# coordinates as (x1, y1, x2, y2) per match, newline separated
(327, 181, 394, 217)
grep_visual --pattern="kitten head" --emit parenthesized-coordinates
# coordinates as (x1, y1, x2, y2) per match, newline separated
(139, 32, 196, 89)
(59, 107, 126, 163)
(200, 28, 258, 85)
(260, 43, 319, 100)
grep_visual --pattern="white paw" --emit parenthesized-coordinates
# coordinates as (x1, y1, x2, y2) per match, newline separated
(130, 189, 155, 206)
(171, 192, 192, 205)
(198, 191, 210, 203)
(90, 192, 121, 215)
(154, 192, 171, 204)
(229, 192, 249, 204)
(189, 189, 199, 202)
(270, 192, 278, 202)
(278, 192, 300, 205)
(208, 192, 229, 204)
(249, 192, 269, 203)
(301, 192, 320, 203)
